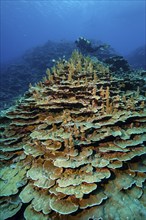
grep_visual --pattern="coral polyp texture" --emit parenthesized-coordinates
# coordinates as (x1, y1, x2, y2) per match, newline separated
(0, 51, 146, 220)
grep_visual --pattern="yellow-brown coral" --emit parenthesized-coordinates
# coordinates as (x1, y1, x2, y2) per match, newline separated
(0, 51, 146, 220)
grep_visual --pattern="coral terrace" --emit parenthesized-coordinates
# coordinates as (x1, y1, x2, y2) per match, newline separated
(0, 51, 146, 220)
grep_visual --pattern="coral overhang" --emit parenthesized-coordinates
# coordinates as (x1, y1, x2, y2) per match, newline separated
(0, 51, 146, 220)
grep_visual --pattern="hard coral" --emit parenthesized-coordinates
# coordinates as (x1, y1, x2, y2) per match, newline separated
(0, 50, 146, 220)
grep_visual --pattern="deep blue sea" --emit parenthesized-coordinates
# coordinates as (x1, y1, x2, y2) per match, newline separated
(1, 0, 145, 63)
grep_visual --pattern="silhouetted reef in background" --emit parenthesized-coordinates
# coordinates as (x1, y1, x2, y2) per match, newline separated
(0, 41, 75, 110)
(0, 40, 145, 110)
(126, 45, 146, 70)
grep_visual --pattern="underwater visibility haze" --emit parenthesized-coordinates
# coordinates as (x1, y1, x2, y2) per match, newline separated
(0, 1, 146, 220)
(1, 0, 146, 63)
(0, 0, 146, 109)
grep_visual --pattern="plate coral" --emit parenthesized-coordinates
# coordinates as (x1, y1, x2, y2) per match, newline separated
(0, 51, 146, 220)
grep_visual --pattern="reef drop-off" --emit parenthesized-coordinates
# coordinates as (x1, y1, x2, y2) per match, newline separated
(0, 51, 146, 220)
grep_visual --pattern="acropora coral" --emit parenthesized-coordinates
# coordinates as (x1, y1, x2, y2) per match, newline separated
(0, 50, 146, 220)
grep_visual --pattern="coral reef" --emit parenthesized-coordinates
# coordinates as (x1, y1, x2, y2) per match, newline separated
(75, 37, 109, 53)
(126, 45, 146, 70)
(75, 37, 116, 59)
(105, 55, 131, 72)
(1, 39, 145, 110)
(0, 41, 75, 110)
(0, 51, 146, 220)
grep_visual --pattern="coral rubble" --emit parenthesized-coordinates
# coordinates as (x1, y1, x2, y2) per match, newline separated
(0, 51, 146, 220)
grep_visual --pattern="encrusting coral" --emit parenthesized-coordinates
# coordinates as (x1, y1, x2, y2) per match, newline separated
(0, 50, 146, 220)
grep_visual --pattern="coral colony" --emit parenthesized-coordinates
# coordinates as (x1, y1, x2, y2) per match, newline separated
(0, 51, 146, 220)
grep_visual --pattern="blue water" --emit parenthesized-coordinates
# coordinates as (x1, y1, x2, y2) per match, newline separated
(0, 0, 145, 64)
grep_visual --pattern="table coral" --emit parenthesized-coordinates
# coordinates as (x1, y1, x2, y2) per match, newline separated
(0, 50, 146, 220)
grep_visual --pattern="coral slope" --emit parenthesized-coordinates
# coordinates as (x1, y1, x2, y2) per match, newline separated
(0, 51, 146, 220)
